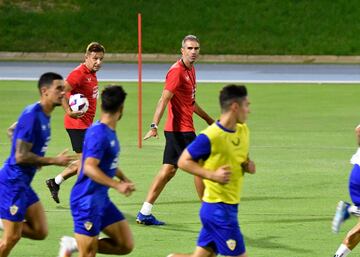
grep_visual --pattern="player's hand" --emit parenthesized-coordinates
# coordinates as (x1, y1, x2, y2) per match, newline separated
(210, 165, 231, 184)
(68, 110, 84, 119)
(242, 160, 256, 174)
(115, 181, 135, 197)
(54, 149, 78, 166)
(143, 129, 158, 140)
(7, 122, 17, 141)
(7, 127, 15, 141)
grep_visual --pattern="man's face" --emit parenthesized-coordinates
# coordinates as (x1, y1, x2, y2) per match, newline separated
(42, 79, 65, 106)
(235, 97, 250, 124)
(85, 51, 104, 72)
(181, 40, 200, 64)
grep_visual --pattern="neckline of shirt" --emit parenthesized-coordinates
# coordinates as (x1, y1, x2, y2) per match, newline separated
(216, 121, 236, 133)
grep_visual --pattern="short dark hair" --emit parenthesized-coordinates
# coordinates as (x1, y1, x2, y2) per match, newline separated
(86, 42, 105, 54)
(38, 72, 63, 93)
(219, 84, 248, 111)
(101, 85, 127, 113)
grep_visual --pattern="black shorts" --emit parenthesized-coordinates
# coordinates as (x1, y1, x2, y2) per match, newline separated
(66, 129, 87, 153)
(163, 131, 196, 166)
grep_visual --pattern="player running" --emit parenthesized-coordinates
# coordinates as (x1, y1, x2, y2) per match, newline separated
(0, 73, 76, 257)
(332, 125, 360, 256)
(46, 42, 105, 204)
(168, 85, 256, 257)
(136, 35, 214, 226)
(58, 86, 135, 257)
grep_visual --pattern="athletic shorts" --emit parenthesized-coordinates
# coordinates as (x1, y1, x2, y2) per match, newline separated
(163, 131, 196, 166)
(0, 183, 39, 222)
(66, 129, 87, 153)
(197, 202, 246, 256)
(349, 164, 360, 206)
(71, 198, 125, 237)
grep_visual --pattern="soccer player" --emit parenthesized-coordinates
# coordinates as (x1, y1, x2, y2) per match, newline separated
(46, 42, 105, 204)
(136, 35, 214, 225)
(332, 125, 360, 257)
(168, 85, 256, 257)
(0, 72, 76, 257)
(58, 86, 135, 257)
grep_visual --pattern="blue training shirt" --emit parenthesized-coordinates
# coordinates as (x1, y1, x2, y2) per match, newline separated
(0, 102, 51, 186)
(70, 122, 120, 204)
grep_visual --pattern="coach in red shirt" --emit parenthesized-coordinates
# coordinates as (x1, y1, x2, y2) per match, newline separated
(46, 42, 105, 203)
(137, 35, 214, 225)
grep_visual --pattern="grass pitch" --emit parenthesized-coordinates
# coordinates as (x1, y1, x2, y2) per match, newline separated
(0, 81, 360, 256)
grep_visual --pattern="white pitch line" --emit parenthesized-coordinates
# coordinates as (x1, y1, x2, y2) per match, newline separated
(1, 77, 360, 84)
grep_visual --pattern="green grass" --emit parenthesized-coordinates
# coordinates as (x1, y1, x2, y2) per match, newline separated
(1, 81, 360, 256)
(2, 0, 360, 55)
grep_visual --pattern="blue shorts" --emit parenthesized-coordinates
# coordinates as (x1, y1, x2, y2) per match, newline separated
(71, 198, 125, 237)
(197, 202, 245, 256)
(0, 182, 39, 222)
(349, 164, 360, 206)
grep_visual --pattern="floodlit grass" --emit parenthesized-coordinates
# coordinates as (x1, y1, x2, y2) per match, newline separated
(0, 81, 360, 256)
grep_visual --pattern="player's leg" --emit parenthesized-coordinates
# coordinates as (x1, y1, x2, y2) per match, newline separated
(334, 219, 360, 256)
(21, 201, 48, 240)
(46, 129, 85, 203)
(0, 220, 22, 257)
(98, 220, 134, 255)
(137, 163, 176, 225)
(194, 175, 205, 200)
(75, 233, 97, 257)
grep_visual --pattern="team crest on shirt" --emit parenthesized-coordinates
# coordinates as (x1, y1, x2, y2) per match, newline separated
(10, 205, 19, 216)
(84, 221, 93, 231)
(185, 75, 190, 81)
(226, 239, 236, 251)
(110, 140, 115, 147)
(231, 138, 240, 146)
(87, 77, 92, 82)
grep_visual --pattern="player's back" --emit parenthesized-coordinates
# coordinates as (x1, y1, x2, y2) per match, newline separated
(0, 102, 50, 186)
(70, 122, 120, 205)
(201, 122, 249, 204)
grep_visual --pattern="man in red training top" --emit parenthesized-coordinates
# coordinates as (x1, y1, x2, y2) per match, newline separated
(136, 35, 214, 225)
(46, 42, 105, 203)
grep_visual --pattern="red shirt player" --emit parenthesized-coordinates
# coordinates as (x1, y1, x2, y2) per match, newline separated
(46, 42, 105, 204)
(137, 35, 214, 225)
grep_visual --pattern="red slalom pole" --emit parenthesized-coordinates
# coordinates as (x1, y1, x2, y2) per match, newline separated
(138, 13, 143, 148)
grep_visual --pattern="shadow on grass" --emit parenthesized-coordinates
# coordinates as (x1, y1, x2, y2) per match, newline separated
(244, 235, 314, 254)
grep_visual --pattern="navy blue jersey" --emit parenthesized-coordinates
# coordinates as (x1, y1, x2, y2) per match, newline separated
(0, 102, 51, 186)
(70, 122, 120, 205)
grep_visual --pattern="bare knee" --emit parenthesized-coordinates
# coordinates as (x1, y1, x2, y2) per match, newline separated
(31, 224, 48, 240)
(122, 240, 134, 254)
(160, 166, 177, 181)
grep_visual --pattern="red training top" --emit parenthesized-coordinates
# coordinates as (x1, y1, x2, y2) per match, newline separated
(164, 59, 197, 132)
(64, 64, 99, 129)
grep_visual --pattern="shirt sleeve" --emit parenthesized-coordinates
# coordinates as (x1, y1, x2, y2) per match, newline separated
(84, 132, 107, 160)
(16, 112, 36, 144)
(164, 68, 181, 93)
(187, 134, 211, 161)
(66, 70, 82, 90)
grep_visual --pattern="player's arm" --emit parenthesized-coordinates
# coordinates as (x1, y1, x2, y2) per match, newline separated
(61, 81, 84, 118)
(194, 102, 214, 125)
(15, 139, 75, 167)
(143, 89, 174, 140)
(84, 157, 135, 196)
(7, 121, 17, 141)
(115, 168, 132, 183)
(178, 149, 231, 184)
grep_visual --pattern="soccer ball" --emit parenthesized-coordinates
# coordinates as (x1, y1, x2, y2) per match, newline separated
(69, 94, 89, 113)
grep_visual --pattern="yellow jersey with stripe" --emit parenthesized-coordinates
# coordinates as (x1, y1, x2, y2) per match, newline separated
(187, 122, 249, 204)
